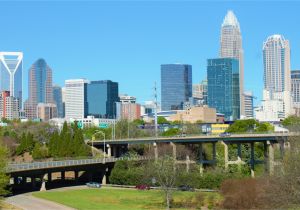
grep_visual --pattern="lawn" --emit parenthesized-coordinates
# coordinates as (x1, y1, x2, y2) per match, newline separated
(32, 187, 221, 210)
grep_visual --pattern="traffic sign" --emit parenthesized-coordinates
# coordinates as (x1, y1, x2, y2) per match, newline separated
(99, 123, 109, 128)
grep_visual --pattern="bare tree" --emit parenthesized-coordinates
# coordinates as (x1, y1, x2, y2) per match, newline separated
(144, 144, 194, 210)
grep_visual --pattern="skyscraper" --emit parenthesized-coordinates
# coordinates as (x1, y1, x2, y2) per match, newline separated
(65, 79, 89, 120)
(291, 70, 300, 114)
(263, 35, 291, 93)
(53, 85, 64, 118)
(86, 80, 119, 118)
(244, 91, 254, 118)
(24, 59, 54, 119)
(161, 64, 192, 111)
(255, 35, 293, 121)
(207, 58, 240, 121)
(0, 52, 23, 107)
(220, 11, 244, 117)
(193, 80, 207, 106)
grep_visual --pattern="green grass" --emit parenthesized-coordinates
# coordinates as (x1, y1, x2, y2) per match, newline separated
(32, 188, 221, 210)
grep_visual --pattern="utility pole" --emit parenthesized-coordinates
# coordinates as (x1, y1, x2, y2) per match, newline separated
(154, 82, 158, 138)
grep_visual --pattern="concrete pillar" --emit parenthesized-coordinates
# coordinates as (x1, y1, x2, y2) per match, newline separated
(113, 146, 117, 157)
(31, 177, 36, 188)
(13, 177, 18, 185)
(153, 142, 158, 160)
(222, 141, 229, 170)
(170, 142, 176, 160)
(263, 142, 268, 172)
(61, 171, 65, 181)
(268, 141, 275, 175)
(212, 142, 216, 164)
(40, 174, 47, 191)
(186, 155, 190, 173)
(237, 143, 242, 159)
(250, 142, 255, 178)
(74, 171, 79, 180)
(279, 141, 285, 159)
(48, 173, 52, 182)
(107, 144, 112, 157)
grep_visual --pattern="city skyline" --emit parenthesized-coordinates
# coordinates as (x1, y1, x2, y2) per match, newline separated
(1, 2, 300, 105)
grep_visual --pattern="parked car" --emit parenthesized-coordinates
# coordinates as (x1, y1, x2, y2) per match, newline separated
(219, 132, 231, 137)
(177, 185, 195, 192)
(86, 182, 101, 188)
(135, 184, 150, 190)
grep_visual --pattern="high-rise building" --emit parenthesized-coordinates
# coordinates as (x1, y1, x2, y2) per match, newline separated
(220, 11, 244, 117)
(53, 85, 64, 118)
(86, 80, 119, 118)
(263, 35, 291, 93)
(255, 35, 293, 121)
(61, 87, 66, 118)
(161, 64, 192, 111)
(65, 79, 89, 120)
(24, 59, 54, 119)
(207, 58, 240, 121)
(119, 94, 136, 104)
(244, 91, 254, 118)
(37, 103, 57, 121)
(0, 52, 23, 108)
(193, 80, 207, 105)
(0, 91, 19, 120)
(291, 70, 300, 115)
(119, 103, 141, 121)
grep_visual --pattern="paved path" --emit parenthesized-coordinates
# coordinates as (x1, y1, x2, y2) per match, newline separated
(5, 194, 75, 210)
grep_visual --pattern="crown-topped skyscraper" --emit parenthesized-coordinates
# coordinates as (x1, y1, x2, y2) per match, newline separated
(220, 10, 244, 117)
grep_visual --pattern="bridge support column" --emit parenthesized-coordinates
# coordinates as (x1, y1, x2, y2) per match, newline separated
(186, 155, 190, 173)
(102, 168, 108, 185)
(222, 141, 229, 170)
(31, 177, 36, 188)
(170, 142, 176, 160)
(237, 143, 242, 172)
(264, 142, 268, 172)
(212, 142, 216, 165)
(250, 142, 255, 178)
(74, 171, 79, 183)
(153, 142, 158, 160)
(199, 143, 203, 175)
(61, 171, 65, 181)
(40, 174, 47, 191)
(48, 173, 52, 182)
(268, 141, 275, 175)
(107, 144, 112, 157)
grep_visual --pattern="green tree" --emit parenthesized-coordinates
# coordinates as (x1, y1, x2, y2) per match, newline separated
(0, 142, 9, 200)
(16, 132, 35, 155)
(282, 115, 300, 127)
(162, 128, 179, 137)
(32, 142, 48, 160)
(158, 116, 169, 124)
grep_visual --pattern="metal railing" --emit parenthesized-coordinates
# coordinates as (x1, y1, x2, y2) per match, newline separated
(7, 156, 148, 173)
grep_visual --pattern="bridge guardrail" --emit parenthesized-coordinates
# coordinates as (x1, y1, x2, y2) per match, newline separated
(7, 156, 148, 173)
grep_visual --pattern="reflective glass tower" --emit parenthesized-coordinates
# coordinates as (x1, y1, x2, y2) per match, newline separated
(207, 58, 240, 120)
(220, 10, 244, 116)
(161, 64, 192, 111)
(87, 80, 119, 118)
(53, 85, 64, 118)
(0, 52, 23, 107)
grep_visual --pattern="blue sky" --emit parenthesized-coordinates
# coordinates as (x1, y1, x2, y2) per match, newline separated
(1, 1, 300, 105)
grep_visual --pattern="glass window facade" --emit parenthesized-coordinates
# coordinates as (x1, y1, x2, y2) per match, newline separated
(161, 64, 192, 111)
(53, 85, 64, 118)
(87, 80, 119, 118)
(207, 58, 240, 121)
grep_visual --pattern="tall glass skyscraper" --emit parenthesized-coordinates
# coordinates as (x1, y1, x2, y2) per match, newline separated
(0, 52, 23, 107)
(263, 35, 291, 93)
(25, 59, 54, 119)
(220, 11, 244, 116)
(53, 85, 64, 118)
(161, 64, 192, 111)
(207, 58, 240, 121)
(87, 80, 119, 118)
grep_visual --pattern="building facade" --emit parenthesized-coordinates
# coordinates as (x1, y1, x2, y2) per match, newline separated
(0, 52, 23, 108)
(255, 35, 293, 121)
(119, 103, 141, 121)
(0, 91, 19, 120)
(291, 70, 300, 112)
(53, 85, 64, 118)
(169, 106, 217, 123)
(25, 59, 54, 119)
(65, 79, 88, 120)
(37, 103, 57, 121)
(86, 80, 119, 118)
(192, 80, 207, 105)
(161, 64, 192, 111)
(220, 11, 244, 117)
(207, 58, 240, 121)
(244, 91, 254, 118)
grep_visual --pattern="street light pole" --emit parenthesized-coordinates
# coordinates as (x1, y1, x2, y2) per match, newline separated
(92, 130, 106, 159)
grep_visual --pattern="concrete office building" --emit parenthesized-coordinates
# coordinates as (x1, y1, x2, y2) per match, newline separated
(37, 103, 57, 121)
(0, 91, 19, 120)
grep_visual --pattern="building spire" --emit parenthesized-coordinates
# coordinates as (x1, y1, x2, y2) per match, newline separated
(222, 10, 240, 30)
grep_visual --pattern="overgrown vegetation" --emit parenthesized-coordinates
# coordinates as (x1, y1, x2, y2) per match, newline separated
(0, 141, 9, 203)
(226, 119, 274, 133)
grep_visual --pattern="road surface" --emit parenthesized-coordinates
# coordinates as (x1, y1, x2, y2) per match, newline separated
(5, 194, 75, 210)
